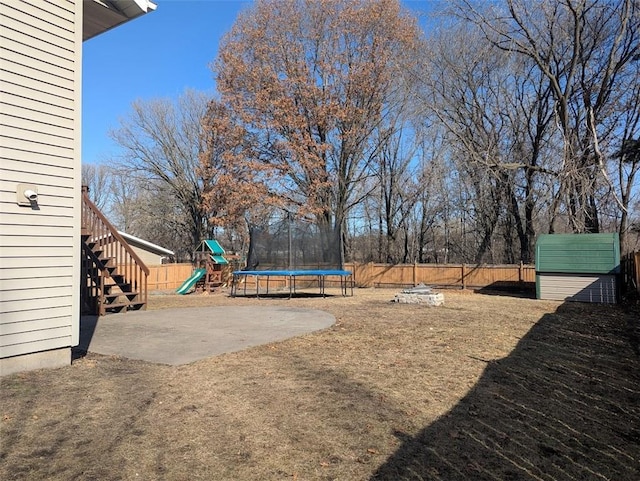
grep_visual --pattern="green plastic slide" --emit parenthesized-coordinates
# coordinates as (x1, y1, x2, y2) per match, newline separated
(176, 268, 206, 295)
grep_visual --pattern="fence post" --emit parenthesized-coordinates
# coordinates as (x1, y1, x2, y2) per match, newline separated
(462, 264, 466, 290)
(633, 252, 640, 294)
(368, 262, 374, 288)
(519, 261, 523, 283)
(413, 262, 417, 286)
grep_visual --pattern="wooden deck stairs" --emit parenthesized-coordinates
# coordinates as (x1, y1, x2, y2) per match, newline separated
(81, 187, 149, 315)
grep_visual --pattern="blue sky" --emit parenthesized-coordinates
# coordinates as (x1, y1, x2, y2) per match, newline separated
(82, 0, 432, 165)
(82, 0, 251, 164)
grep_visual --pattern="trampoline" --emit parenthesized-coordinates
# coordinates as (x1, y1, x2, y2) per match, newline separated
(231, 269, 354, 298)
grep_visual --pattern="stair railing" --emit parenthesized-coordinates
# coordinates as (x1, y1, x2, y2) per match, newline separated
(81, 187, 149, 313)
(81, 241, 106, 314)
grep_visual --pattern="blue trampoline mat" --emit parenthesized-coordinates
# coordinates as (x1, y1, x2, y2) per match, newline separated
(233, 269, 352, 277)
(231, 269, 353, 297)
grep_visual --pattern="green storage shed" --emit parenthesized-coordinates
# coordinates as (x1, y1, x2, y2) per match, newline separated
(535, 233, 620, 303)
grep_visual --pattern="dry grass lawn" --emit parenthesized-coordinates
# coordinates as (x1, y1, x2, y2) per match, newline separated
(1, 288, 639, 480)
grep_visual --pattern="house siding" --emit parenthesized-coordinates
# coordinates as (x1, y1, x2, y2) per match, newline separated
(0, 0, 81, 372)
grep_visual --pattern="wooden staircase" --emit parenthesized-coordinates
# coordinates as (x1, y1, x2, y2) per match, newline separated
(81, 187, 149, 315)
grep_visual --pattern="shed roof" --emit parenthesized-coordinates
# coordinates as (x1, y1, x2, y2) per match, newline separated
(535, 233, 620, 274)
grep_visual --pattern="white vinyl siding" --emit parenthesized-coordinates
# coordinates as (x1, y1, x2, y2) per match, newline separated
(0, 0, 81, 360)
(537, 274, 617, 304)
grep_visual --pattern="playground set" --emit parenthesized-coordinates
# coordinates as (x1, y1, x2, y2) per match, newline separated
(176, 240, 230, 294)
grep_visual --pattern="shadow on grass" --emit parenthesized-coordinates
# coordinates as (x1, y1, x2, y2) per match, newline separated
(72, 315, 98, 360)
(230, 292, 340, 299)
(371, 301, 640, 481)
(474, 282, 536, 299)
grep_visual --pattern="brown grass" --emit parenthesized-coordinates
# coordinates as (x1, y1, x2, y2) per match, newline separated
(1, 288, 639, 480)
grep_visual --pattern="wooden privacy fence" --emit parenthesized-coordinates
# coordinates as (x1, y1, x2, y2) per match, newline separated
(138, 264, 237, 291)
(637, 252, 640, 295)
(344, 262, 535, 289)
(621, 252, 640, 295)
(139, 262, 536, 292)
(127, 256, 640, 294)
(145, 263, 193, 291)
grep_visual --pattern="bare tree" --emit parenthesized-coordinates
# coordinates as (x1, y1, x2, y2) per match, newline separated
(370, 119, 425, 263)
(423, 24, 515, 263)
(107, 169, 140, 233)
(612, 78, 640, 253)
(457, 0, 640, 234)
(199, 99, 285, 268)
(414, 134, 452, 264)
(214, 0, 425, 267)
(109, 89, 214, 257)
(81, 163, 112, 212)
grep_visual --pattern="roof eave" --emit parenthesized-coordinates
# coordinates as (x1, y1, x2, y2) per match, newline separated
(83, 0, 157, 41)
(117, 231, 175, 256)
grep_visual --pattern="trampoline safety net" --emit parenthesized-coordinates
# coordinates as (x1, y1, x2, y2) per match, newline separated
(246, 213, 341, 270)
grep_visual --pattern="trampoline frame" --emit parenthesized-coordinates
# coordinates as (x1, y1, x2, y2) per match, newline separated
(231, 269, 354, 298)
